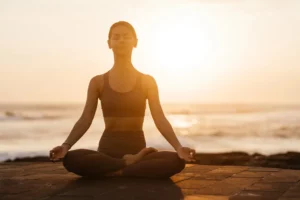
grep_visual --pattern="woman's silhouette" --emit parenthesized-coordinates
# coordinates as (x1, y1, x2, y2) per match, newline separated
(49, 21, 196, 178)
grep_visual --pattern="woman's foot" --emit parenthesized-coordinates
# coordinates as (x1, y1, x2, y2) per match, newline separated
(105, 169, 123, 177)
(122, 147, 158, 166)
(105, 147, 158, 177)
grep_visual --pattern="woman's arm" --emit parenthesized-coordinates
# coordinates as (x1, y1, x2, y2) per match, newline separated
(145, 75, 183, 151)
(62, 76, 101, 150)
(145, 75, 196, 162)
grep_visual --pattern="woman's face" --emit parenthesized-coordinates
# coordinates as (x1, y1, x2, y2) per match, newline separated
(108, 25, 137, 56)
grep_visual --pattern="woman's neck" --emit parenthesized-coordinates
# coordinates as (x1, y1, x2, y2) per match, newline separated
(111, 54, 136, 74)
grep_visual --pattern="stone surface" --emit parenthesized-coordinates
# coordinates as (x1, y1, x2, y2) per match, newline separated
(6, 151, 300, 170)
(1, 162, 300, 200)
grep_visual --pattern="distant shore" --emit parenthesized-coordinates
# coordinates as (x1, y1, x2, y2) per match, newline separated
(3, 151, 300, 170)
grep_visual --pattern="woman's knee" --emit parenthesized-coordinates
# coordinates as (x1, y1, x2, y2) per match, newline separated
(62, 151, 74, 172)
(62, 149, 84, 172)
(164, 152, 186, 173)
(173, 153, 186, 173)
(162, 153, 185, 178)
(177, 157, 186, 172)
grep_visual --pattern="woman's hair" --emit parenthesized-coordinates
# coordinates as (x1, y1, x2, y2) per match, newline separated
(108, 21, 137, 40)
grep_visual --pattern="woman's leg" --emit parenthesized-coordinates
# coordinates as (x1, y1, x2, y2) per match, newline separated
(122, 151, 186, 178)
(62, 149, 126, 177)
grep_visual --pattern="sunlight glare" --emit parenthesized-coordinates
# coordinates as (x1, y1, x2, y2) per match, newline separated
(149, 13, 232, 92)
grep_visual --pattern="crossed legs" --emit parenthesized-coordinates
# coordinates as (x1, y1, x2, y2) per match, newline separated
(62, 148, 185, 178)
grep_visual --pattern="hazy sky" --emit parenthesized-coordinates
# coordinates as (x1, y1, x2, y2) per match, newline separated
(0, 0, 299, 104)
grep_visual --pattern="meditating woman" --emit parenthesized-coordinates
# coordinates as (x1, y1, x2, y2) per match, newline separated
(49, 21, 196, 178)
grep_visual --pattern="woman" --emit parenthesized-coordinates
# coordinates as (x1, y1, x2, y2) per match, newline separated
(49, 21, 196, 178)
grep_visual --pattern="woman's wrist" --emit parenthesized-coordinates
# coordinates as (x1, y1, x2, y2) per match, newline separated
(62, 142, 72, 150)
(175, 145, 183, 152)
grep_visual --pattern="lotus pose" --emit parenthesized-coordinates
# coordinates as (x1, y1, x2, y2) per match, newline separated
(49, 21, 196, 178)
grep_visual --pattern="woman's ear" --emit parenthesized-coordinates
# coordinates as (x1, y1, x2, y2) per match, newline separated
(134, 39, 138, 48)
(107, 40, 112, 49)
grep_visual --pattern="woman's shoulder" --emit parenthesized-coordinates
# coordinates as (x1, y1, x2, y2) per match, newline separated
(140, 72, 157, 89)
(89, 72, 107, 92)
(139, 71, 155, 80)
(91, 73, 105, 83)
(92, 72, 106, 80)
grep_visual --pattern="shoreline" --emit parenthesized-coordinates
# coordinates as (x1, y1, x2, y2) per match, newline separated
(2, 151, 300, 170)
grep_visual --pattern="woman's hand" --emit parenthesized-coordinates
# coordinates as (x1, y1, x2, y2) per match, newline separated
(49, 145, 69, 162)
(176, 147, 196, 162)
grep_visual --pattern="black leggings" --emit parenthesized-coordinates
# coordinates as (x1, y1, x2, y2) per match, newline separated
(62, 149, 185, 178)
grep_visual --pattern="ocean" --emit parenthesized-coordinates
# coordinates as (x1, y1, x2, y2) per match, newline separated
(1, 103, 300, 162)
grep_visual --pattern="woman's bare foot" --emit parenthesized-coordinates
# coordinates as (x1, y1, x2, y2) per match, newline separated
(105, 169, 123, 177)
(122, 147, 158, 166)
(105, 147, 158, 177)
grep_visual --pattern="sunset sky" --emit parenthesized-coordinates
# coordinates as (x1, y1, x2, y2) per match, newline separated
(0, 0, 299, 104)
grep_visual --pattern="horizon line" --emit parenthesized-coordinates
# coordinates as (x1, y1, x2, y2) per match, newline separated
(0, 101, 300, 106)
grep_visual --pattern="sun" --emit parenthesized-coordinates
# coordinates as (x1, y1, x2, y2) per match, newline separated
(149, 17, 223, 91)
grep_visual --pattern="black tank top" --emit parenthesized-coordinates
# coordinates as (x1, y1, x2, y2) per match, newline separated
(100, 71, 147, 118)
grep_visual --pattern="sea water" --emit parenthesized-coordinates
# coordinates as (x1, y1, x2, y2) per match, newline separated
(1, 103, 300, 162)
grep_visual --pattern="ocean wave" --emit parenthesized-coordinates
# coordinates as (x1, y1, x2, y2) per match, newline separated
(174, 126, 300, 138)
(0, 111, 63, 121)
(2, 103, 300, 116)
(164, 104, 300, 115)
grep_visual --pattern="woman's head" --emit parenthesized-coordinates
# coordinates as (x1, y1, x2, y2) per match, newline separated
(108, 21, 137, 40)
(107, 21, 138, 56)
